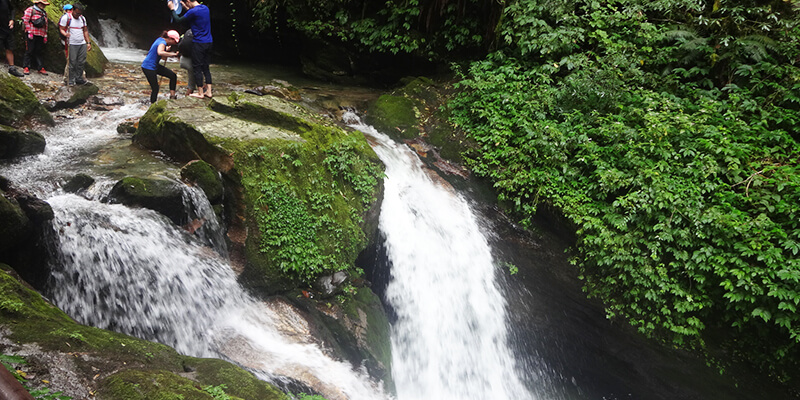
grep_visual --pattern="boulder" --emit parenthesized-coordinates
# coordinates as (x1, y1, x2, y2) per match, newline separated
(0, 124, 45, 159)
(0, 70, 53, 127)
(364, 94, 421, 140)
(0, 178, 53, 288)
(62, 173, 95, 193)
(48, 83, 100, 111)
(180, 160, 224, 205)
(107, 177, 187, 225)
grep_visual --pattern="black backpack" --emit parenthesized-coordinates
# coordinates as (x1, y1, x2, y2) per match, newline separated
(30, 9, 46, 28)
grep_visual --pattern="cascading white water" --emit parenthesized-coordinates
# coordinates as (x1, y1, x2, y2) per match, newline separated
(346, 114, 535, 400)
(45, 194, 389, 400)
(97, 19, 146, 63)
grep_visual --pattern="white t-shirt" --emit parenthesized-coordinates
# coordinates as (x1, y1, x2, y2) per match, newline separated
(59, 14, 87, 46)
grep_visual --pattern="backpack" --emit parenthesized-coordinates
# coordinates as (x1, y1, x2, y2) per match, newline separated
(30, 10, 46, 28)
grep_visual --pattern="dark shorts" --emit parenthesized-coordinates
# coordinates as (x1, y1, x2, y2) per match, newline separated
(0, 28, 13, 51)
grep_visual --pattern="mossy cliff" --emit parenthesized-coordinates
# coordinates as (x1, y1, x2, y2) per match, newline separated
(0, 266, 287, 400)
(134, 94, 384, 294)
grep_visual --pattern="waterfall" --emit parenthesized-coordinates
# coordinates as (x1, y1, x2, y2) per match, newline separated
(346, 113, 535, 400)
(46, 195, 389, 400)
(97, 19, 146, 63)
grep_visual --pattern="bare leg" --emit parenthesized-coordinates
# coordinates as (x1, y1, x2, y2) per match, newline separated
(204, 83, 212, 98)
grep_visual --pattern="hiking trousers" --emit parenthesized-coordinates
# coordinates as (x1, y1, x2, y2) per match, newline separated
(68, 43, 87, 84)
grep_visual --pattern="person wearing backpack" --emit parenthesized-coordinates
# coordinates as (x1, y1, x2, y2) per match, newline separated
(22, 0, 50, 75)
(177, 29, 195, 96)
(0, 0, 23, 76)
(59, 3, 91, 85)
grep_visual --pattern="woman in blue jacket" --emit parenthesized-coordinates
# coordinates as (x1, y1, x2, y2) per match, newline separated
(141, 30, 180, 103)
(168, 0, 213, 98)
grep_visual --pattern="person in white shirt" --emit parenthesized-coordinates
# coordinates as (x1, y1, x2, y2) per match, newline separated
(58, 3, 91, 85)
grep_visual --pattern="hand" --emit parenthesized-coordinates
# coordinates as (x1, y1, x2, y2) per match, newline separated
(167, 0, 175, 11)
(7, 20, 12, 29)
(28, 33, 33, 40)
(43, 37, 47, 44)
(88, 43, 91, 51)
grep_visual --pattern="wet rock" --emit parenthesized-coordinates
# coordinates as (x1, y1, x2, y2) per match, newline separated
(0, 125, 46, 159)
(108, 177, 187, 225)
(364, 94, 422, 140)
(116, 121, 137, 134)
(63, 173, 95, 194)
(243, 83, 302, 101)
(0, 70, 54, 127)
(91, 95, 125, 107)
(180, 160, 223, 205)
(0, 188, 32, 257)
(49, 83, 101, 111)
(314, 271, 349, 297)
(0, 179, 54, 288)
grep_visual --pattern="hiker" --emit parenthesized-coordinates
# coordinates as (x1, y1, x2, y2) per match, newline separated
(177, 29, 196, 96)
(0, 0, 22, 76)
(167, 0, 213, 98)
(141, 30, 180, 103)
(59, 3, 90, 85)
(22, 0, 49, 75)
(58, 3, 72, 81)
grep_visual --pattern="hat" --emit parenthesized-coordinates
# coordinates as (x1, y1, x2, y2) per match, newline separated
(63, 4, 72, 10)
(166, 30, 180, 42)
(33, 0, 50, 4)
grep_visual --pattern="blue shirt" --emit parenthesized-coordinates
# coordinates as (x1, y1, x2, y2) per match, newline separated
(174, 5, 212, 44)
(141, 37, 166, 70)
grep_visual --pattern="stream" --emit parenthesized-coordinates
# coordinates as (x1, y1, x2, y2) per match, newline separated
(0, 22, 788, 400)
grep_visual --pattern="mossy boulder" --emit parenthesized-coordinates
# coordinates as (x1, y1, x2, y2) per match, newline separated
(62, 173, 95, 193)
(49, 83, 101, 111)
(0, 70, 53, 127)
(0, 268, 288, 400)
(134, 94, 384, 295)
(0, 180, 53, 288)
(364, 94, 421, 140)
(108, 177, 187, 225)
(181, 160, 224, 205)
(0, 187, 31, 257)
(0, 124, 45, 159)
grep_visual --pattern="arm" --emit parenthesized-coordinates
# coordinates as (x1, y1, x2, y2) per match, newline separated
(83, 24, 91, 50)
(59, 17, 68, 38)
(157, 43, 178, 59)
(21, 7, 31, 34)
(7, 2, 13, 30)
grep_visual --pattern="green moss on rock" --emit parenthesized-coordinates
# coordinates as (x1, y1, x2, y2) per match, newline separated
(0, 72, 53, 127)
(108, 177, 186, 225)
(100, 369, 243, 400)
(181, 160, 224, 204)
(192, 358, 287, 400)
(365, 94, 421, 140)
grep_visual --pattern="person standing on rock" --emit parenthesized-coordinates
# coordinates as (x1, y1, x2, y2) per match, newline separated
(168, 0, 213, 98)
(0, 0, 23, 76)
(22, 0, 50, 75)
(58, 3, 72, 82)
(177, 29, 196, 96)
(141, 30, 180, 103)
(59, 2, 91, 85)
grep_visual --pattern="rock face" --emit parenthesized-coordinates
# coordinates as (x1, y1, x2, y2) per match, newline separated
(181, 160, 224, 205)
(0, 124, 45, 159)
(0, 70, 54, 127)
(48, 83, 101, 111)
(0, 178, 54, 288)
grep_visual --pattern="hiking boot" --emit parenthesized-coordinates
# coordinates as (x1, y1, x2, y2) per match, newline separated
(38, 68, 47, 75)
(8, 67, 23, 77)
(23, 67, 29, 75)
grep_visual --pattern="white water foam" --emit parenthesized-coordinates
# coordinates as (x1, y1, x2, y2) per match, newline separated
(346, 113, 535, 400)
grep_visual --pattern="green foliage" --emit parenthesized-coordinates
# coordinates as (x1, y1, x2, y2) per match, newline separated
(250, 0, 497, 59)
(203, 384, 232, 400)
(295, 394, 327, 400)
(449, 0, 800, 378)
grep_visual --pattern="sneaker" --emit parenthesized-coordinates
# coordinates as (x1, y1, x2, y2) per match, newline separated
(23, 67, 29, 75)
(76, 79, 90, 85)
(8, 67, 23, 77)
(38, 68, 47, 75)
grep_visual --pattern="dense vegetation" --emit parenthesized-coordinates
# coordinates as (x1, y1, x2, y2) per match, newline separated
(250, 0, 800, 380)
(447, 0, 800, 379)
